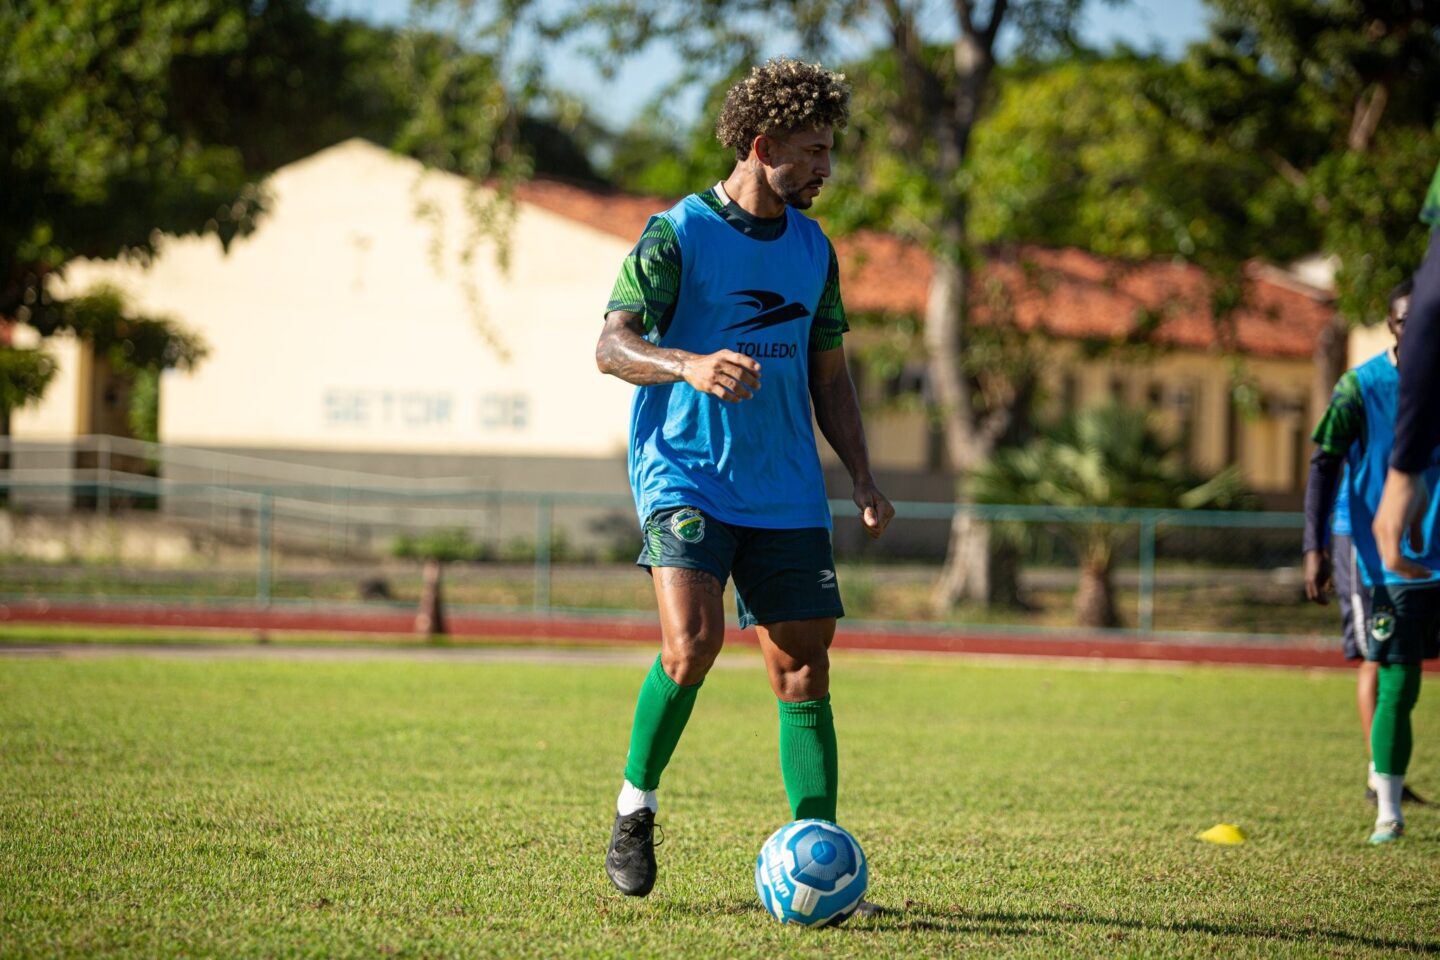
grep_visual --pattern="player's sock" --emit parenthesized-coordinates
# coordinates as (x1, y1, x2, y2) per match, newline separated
(778, 695, 838, 822)
(1368, 760, 1379, 791)
(622, 655, 702, 794)
(1374, 773, 1405, 827)
(1371, 663, 1421, 778)
(616, 779, 657, 816)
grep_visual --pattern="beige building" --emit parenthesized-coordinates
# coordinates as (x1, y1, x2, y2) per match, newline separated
(16, 138, 1339, 515)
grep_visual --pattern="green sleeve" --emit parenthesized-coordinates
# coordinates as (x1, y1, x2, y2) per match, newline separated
(809, 240, 848, 353)
(1310, 371, 1365, 456)
(1423, 161, 1440, 228)
(606, 216, 682, 337)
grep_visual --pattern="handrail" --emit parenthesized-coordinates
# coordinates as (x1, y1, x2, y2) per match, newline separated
(0, 434, 491, 489)
(0, 474, 1310, 640)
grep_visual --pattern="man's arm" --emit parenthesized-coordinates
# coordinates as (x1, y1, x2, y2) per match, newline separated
(1391, 232, 1440, 473)
(1304, 370, 1365, 600)
(1302, 448, 1344, 603)
(1375, 231, 1440, 578)
(596, 310, 761, 401)
(809, 345, 893, 538)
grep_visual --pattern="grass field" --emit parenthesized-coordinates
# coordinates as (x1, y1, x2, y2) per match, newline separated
(2, 645, 1437, 958)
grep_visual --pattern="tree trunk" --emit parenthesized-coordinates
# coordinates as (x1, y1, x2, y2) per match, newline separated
(415, 558, 447, 637)
(0, 406, 9, 508)
(924, 245, 1022, 610)
(931, 512, 1026, 611)
(1311, 313, 1348, 426)
(1075, 558, 1119, 629)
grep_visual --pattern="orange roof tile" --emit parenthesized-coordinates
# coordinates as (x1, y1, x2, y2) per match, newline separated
(515, 178, 1333, 360)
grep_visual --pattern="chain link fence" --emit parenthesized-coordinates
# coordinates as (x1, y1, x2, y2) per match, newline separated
(0, 457, 1332, 644)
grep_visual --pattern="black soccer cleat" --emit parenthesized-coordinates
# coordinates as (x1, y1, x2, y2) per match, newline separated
(605, 809, 660, 897)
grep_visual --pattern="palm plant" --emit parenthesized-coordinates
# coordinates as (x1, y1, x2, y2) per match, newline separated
(969, 405, 1250, 628)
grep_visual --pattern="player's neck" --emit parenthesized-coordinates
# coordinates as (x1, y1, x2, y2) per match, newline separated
(720, 165, 787, 220)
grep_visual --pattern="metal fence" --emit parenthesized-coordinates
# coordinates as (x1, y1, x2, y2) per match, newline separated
(0, 439, 1326, 644)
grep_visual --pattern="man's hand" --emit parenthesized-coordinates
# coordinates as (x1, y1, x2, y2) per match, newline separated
(681, 351, 761, 402)
(853, 479, 894, 539)
(1373, 468, 1433, 579)
(1303, 548, 1331, 604)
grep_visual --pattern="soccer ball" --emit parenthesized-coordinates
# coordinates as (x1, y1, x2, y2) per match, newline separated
(754, 819, 868, 927)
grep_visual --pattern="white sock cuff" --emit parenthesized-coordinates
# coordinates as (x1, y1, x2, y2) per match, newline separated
(617, 780, 658, 816)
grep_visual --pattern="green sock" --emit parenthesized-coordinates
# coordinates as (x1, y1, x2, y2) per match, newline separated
(1371, 663, 1422, 776)
(778, 695, 838, 822)
(622, 656, 701, 791)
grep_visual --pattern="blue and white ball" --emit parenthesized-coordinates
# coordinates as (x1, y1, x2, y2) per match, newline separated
(754, 819, 868, 927)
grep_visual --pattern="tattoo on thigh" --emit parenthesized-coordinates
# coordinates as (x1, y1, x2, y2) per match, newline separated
(659, 567, 723, 597)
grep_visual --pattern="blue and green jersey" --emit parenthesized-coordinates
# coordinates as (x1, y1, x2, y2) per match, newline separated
(605, 189, 849, 529)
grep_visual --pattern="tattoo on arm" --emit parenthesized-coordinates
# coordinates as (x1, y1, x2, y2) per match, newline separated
(657, 567, 724, 598)
(596, 311, 696, 385)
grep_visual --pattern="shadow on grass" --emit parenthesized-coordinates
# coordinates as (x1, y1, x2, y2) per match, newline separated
(849, 901, 1440, 953)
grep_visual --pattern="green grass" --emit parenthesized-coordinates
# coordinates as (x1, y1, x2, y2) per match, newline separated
(1, 648, 1436, 958)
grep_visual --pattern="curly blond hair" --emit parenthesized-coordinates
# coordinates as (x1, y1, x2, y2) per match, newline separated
(715, 58, 850, 159)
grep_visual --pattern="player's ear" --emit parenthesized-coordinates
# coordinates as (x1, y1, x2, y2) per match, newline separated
(751, 133, 772, 167)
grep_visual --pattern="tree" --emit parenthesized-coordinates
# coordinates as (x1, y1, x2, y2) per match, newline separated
(1195, 0, 1440, 416)
(1, 0, 262, 427)
(2, 0, 607, 443)
(970, 405, 1249, 627)
(556, 0, 1113, 609)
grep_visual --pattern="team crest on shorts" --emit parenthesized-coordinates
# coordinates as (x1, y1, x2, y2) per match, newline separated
(1371, 608, 1396, 643)
(670, 508, 706, 544)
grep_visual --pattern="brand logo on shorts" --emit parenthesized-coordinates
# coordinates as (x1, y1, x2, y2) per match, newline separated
(818, 569, 837, 589)
(670, 508, 706, 544)
(1371, 608, 1396, 643)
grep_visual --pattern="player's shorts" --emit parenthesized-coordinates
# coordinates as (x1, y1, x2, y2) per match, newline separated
(1365, 580, 1440, 665)
(1332, 534, 1373, 661)
(636, 505, 845, 629)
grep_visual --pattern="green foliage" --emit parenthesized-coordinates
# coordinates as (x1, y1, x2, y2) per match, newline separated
(2, 0, 605, 430)
(967, 56, 1311, 265)
(0, 0, 262, 316)
(28, 284, 207, 373)
(127, 368, 160, 444)
(0, 346, 56, 414)
(970, 403, 1251, 624)
(389, 528, 492, 563)
(971, 404, 1251, 512)
(1197, 0, 1440, 323)
(1306, 123, 1440, 324)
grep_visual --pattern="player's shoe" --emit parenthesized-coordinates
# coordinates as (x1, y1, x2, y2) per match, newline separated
(1368, 820, 1405, 845)
(605, 809, 660, 896)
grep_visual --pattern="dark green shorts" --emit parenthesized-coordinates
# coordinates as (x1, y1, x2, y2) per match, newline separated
(1366, 581, 1440, 664)
(636, 505, 845, 630)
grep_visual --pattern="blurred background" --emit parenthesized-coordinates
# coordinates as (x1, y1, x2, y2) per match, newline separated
(2, 0, 1437, 642)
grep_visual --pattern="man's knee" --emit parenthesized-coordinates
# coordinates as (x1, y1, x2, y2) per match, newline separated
(660, 628, 724, 685)
(771, 645, 830, 702)
(760, 618, 835, 701)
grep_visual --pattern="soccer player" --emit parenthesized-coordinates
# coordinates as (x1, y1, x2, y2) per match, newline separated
(1304, 281, 1425, 808)
(1372, 162, 1440, 577)
(594, 58, 894, 896)
(1311, 271, 1440, 843)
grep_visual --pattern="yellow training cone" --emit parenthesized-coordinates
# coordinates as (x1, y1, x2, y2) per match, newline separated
(1197, 823, 1246, 845)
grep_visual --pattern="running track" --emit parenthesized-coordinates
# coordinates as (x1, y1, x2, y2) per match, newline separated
(4, 600, 1435, 670)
